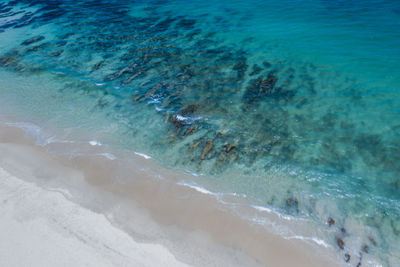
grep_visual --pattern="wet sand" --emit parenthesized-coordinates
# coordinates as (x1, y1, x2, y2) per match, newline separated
(0, 124, 341, 266)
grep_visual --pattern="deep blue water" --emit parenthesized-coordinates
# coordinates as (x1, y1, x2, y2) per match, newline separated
(0, 0, 400, 265)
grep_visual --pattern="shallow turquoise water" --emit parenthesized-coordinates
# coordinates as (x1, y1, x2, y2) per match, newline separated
(0, 0, 400, 265)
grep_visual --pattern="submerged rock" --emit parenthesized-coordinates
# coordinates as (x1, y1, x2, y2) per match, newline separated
(361, 244, 369, 253)
(170, 114, 186, 128)
(26, 43, 48, 52)
(180, 104, 199, 115)
(263, 61, 271, 68)
(0, 54, 17, 67)
(51, 50, 63, 57)
(189, 141, 201, 151)
(177, 18, 196, 30)
(249, 64, 263, 76)
(201, 139, 213, 160)
(56, 40, 68, 47)
(286, 197, 298, 207)
(233, 60, 248, 79)
(243, 74, 278, 103)
(328, 217, 335, 226)
(154, 17, 177, 32)
(122, 70, 146, 85)
(225, 143, 236, 153)
(260, 76, 278, 94)
(344, 253, 351, 262)
(21, 35, 45, 46)
(91, 60, 105, 72)
(183, 126, 197, 137)
(233, 61, 248, 72)
(337, 237, 345, 250)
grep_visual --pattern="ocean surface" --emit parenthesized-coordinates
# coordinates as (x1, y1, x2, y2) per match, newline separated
(0, 0, 399, 265)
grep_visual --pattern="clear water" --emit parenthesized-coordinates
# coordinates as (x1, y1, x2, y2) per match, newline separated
(0, 0, 400, 265)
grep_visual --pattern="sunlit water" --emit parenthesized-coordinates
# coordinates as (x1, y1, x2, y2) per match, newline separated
(1, 0, 400, 265)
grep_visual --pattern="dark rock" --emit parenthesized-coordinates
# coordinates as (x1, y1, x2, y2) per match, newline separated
(35, 10, 66, 22)
(0, 54, 17, 67)
(286, 198, 298, 207)
(51, 50, 63, 57)
(184, 126, 197, 137)
(233, 61, 248, 72)
(154, 17, 177, 32)
(56, 40, 67, 47)
(26, 43, 48, 52)
(21, 35, 45, 46)
(189, 141, 201, 151)
(249, 64, 263, 76)
(233, 60, 248, 79)
(122, 70, 145, 85)
(368, 236, 377, 246)
(225, 144, 236, 153)
(177, 19, 196, 30)
(361, 244, 369, 253)
(201, 140, 213, 160)
(356, 262, 361, 267)
(105, 65, 136, 82)
(260, 77, 278, 94)
(344, 253, 351, 262)
(263, 61, 271, 68)
(117, 66, 134, 77)
(341, 228, 347, 234)
(60, 32, 74, 39)
(337, 237, 345, 250)
(170, 114, 186, 128)
(243, 74, 280, 104)
(180, 104, 199, 116)
(91, 60, 105, 72)
(328, 217, 335, 226)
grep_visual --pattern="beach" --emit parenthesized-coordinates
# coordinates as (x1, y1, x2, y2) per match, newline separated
(0, 125, 339, 266)
(1, 0, 399, 265)
(0, 166, 188, 267)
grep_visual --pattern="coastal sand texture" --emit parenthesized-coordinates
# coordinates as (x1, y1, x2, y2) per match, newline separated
(0, 166, 188, 267)
(0, 125, 341, 266)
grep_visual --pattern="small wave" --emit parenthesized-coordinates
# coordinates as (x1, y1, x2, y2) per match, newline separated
(148, 98, 161, 104)
(99, 153, 117, 160)
(285, 235, 330, 248)
(184, 169, 200, 177)
(4, 122, 79, 147)
(134, 152, 152, 159)
(175, 114, 203, 125)
(5, 122, 54, 146)
(250, 204, 296, 221)
(89, 140, 102, 146)
(177, 181, 215, 195)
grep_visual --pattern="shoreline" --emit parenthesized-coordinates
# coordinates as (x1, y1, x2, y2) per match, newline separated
(0, 166, 188, 267)
(0, 123, 341, 266)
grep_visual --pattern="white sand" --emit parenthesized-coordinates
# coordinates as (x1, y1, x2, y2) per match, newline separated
(0, 166, 188, 267)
